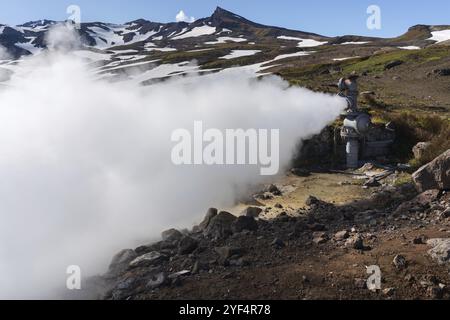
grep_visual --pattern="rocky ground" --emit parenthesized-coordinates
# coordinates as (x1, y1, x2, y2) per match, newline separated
(85, 150, 450, 300)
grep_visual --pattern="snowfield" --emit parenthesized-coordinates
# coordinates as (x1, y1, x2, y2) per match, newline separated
(297, 39, 327, 48)
(333, 56, 360, 61)
(277, 35, 304, 41)
(398, 46, 421, 50)
(277, 36, 327, 48)
(340, 41, 370, 45)
(273, 51, 311, 61)
(428, 30, 450, 43)
(172, 25, 217, 40)
(205, 37, 248, 45)
(220, 50, 261, 59)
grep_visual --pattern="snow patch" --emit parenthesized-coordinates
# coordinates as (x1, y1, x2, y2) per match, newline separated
(220, 50, 261, 60)
(273, 51, 311, 61)
(398, 46, 421, 50)
(277, 36, 303, 41)
(172, 25, 217, 40)
(205, 37, 248, 45)
(340, 41, 370, 45)
(428, 30, 450, 43)
(297, 39, 328, 48)
(333, 56, 360, 61)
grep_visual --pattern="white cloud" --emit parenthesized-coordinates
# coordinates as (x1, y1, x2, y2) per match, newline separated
(176, 10, 195, 23)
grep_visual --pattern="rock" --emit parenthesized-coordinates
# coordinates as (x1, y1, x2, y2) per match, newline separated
(309, 223, 327, 232)
(198, 208, 218, 230)
(313, 232, 329, 244)
(291, 168, 311, 177)
(433, 68, 450, 76)
(264, 184, 282, 196)
(215, 246, 244, 264)
(364, 178, 381, 188)
(394, 189, 440, 215)
(345, 234, 364, 250)
(414, 189, 440, 206)
(393, 255, 407, 270)
(385, 60, 404, 70)
(440, 208, 450, 219)
(204, 211, 237, 240)
(229, 257, 249, 267)
(412, 149, 450, 192)
(178, 236, 198, 255)
(413, 235, 428, 245)
(168, 270, 190, 280)
(161, 228, 183, 242)
(107, 249, 138, 277)
(129, 252, 167, 268)
(274, 203, 283, 209)
(232, 216, 258, 233)
(413, 142, 431, 160)
(334, 230, 350, 241)
(427, 286, 444, 299)
(271, 238, 285, 249)
(360, 91, 376, 97)
(146, 272, 167, 289)
(242, 207, 262, 218)
(306, 195, 321, 207)
(383, 288, 396, 296)
(427, 238, 450, 265)
(354, 278, 367, 289)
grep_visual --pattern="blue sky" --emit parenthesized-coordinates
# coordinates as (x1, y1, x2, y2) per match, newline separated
(1, 0, 449, 37)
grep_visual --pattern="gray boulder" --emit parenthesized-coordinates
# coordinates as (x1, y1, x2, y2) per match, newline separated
(198, 208, 218, 231)
(178, 236, 198, 255)
(161, 228, 183, 242)
(129, 251, 167, 268)
(427, 238, 450, 265)
(413, 142, 431, 160)
(412, 149, 450, 192)
(107, 249, 137, 277)
(204, 211, 237, 240)
(242, 207, 263, 218)
(233, 216, 258, 233)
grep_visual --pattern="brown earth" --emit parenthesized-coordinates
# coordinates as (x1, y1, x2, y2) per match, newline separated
(99, 172, 450, 300)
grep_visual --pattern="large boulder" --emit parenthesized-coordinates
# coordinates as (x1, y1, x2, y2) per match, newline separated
(178, 236, 198, 255)
(129, 251, 167, 268)
(427, 239, 450, 265)
(198, 208, 218, 231)
(232, 216, 258, 233)
(106, 249, 137, 277)
(412, 149, 450, 192)
(204, 211, 237, 240)
(242, 207, 262, 218)
(394, 189, 440, 215)
(413, 142, 431, 160)
(161, 228, 183, 242)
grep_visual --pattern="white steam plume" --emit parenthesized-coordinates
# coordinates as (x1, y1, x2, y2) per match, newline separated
(0, 45, 11, 60)
(0, 26, 346, 298)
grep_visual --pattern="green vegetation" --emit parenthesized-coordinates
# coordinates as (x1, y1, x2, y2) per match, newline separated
(377, 112, 450, 166)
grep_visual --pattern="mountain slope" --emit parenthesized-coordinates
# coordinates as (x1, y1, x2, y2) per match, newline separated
(1, 6, 450, 99)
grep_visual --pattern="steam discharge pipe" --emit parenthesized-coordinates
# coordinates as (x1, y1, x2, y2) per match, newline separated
(340, 113, 371, 169)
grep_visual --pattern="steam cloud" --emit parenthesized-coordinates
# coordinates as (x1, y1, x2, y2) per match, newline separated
(0, 45, 10, 60)
(0, 26, 346, 298)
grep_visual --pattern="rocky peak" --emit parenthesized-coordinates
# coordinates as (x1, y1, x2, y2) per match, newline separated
(19, 19, 57, 28)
